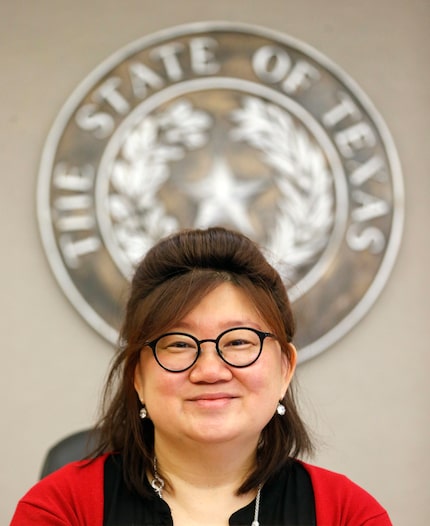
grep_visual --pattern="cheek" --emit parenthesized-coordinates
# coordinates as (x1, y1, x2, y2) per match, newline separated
(137, 358, 185, 405)
(239, 355, 284, 394)
(248, 350, 289, 394)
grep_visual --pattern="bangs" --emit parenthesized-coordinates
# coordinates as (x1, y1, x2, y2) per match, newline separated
(126, 268, 292, 361)
(130, 269, 233, 345)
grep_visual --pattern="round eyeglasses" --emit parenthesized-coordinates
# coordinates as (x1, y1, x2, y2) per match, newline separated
(145, 327, 276, 373)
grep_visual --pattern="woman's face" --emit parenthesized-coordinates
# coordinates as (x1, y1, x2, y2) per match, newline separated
(134, 282, 296, 449)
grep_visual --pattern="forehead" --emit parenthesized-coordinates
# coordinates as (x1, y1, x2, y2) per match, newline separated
(173, 282, 267, 332)
(136, 270, 282, 343)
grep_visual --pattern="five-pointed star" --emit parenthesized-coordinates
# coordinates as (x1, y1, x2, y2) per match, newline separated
(183, 157, 266, 235)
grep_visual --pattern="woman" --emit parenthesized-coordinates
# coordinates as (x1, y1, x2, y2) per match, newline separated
(11, 227, 392, 525)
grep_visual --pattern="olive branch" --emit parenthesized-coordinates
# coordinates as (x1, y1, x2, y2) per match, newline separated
(230, 96, 334, 280)
(107, 100, 212, 271)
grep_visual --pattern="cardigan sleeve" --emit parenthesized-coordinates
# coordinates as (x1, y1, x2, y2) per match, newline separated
(302, 462, 392, 526)
(9, 455, 106, 526)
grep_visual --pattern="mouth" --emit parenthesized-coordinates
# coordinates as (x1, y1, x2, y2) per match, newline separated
(187, 393, 238, 408)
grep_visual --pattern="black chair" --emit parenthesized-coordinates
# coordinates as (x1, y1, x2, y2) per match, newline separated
(40, 429, 98, 478)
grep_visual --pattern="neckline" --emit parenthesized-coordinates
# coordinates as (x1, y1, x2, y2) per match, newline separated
(145, 472, 263, 525)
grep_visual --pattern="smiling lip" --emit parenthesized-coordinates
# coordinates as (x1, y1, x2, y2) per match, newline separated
(187, 393, 238, 408)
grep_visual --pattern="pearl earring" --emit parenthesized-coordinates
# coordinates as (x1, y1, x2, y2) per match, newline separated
(276, 401, 286, 416)
(139, 405, 147, 419)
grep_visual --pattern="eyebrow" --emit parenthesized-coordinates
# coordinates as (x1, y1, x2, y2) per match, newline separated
(171, 320, 264, 332)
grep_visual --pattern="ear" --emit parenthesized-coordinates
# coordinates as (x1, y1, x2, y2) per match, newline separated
(134, 361, 144, 403)
(280, 343, 297, 398)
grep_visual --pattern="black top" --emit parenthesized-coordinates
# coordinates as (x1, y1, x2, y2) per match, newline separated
(104, 455, 316, 526)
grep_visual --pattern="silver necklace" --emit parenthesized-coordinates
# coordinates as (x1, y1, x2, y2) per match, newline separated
(150, 457, 165, 497)
(151, 457, 262, 526)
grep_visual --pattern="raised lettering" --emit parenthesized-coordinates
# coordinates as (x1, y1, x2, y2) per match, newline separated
(75, 104, 114, 139)
(93, 77, 130, 115)
(189, 37, 220, 75)
(282, 60, 320, 94)
(129, 62, 164, 98)
(351, 190, 390, 223)
(59, 234, 101, 269)
(253, 45, 292, 83)
(54, 195, 92, 211)
(334, 122, 376, 158)
(349, 155, 386, 186)
(322, 92, 361, 128)
(53, 163, 94, 191)
(55, 216, 95, 232)
(346, 224, 385, 254)
(150, 42, 185, 81)
(53, 163, 97, 234)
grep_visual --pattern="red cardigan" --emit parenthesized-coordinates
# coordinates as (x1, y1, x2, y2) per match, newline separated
(10, 454, 392, 525)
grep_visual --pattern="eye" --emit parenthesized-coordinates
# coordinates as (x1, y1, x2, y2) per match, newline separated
(226, 338, 251, 347)
(157, 335, 197, 353)
(219, 329, 261, 352)
(169, 340, 194, 349)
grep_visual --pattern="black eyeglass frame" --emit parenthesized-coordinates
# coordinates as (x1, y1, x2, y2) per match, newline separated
(145, 326, 276, 373)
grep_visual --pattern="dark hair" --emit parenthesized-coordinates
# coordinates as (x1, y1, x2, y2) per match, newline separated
(92, 227, 313, 496)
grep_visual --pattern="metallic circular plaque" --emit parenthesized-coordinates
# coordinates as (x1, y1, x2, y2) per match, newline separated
(37, 22, 404, 362)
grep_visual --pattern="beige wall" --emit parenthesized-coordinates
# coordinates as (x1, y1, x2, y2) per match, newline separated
(2, 1, 429, 524)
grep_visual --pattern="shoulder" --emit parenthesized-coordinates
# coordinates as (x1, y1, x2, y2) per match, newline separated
(298, 461, 393, 526)
(26, 453, 107, 500)
(10, 454, 109, 525)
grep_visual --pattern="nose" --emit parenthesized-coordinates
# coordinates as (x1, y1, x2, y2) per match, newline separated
(188, 341, 232, 383)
